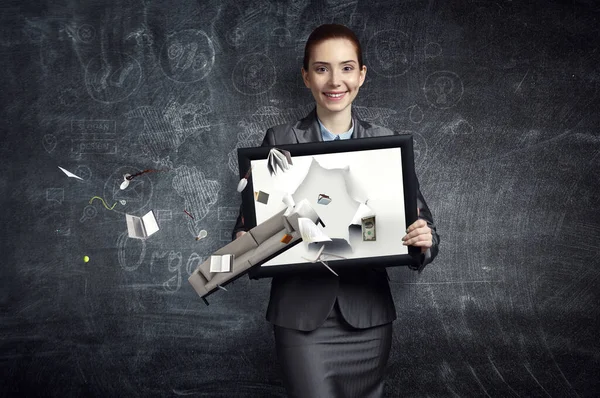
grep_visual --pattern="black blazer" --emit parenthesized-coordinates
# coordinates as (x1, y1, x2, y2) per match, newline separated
(232, 109, 440, 331)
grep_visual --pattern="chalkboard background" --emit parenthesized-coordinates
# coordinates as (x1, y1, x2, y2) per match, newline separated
(2, 0, 599, 396)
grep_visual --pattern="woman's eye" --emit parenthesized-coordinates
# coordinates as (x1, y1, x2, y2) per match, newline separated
(343, 66, 354, 71)
(316, 67, 327, 72)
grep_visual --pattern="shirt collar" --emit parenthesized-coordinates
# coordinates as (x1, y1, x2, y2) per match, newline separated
(318, 118, 354, 141)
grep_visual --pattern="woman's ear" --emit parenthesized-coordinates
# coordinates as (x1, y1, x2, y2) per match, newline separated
(301, 68, 311, 88)
(359, 65, 367, 87)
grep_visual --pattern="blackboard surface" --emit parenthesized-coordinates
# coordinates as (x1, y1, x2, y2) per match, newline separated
(2, 0, 599, 396)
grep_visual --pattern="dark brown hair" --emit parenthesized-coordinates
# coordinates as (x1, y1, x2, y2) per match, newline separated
(303, 24, 363, 70)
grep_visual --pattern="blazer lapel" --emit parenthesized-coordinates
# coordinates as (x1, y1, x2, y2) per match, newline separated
(291, 108, 322, 143)
(351, 109, 369, 139)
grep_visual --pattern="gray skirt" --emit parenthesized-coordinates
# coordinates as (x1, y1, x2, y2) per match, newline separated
(273, 301, 393, 398)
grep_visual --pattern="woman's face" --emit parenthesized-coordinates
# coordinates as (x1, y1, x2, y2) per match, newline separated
(302, 38, 366, 116)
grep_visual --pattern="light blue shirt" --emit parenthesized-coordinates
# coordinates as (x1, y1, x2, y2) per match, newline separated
(318, 118, 354, 141)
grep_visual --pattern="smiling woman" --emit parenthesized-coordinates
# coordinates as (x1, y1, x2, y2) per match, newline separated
(232, 24, 440, 398)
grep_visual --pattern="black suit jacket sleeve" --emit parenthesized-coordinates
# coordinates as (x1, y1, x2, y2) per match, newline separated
(414, 176, 440, 272)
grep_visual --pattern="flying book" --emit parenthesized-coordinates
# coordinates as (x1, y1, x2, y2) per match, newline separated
(126, 210, 159, 239)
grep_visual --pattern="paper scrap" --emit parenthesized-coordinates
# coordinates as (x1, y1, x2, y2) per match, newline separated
(298, 217, 331, 243)
(58, 166, 83, 180)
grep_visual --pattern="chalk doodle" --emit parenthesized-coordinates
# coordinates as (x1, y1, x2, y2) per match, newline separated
(366, 30, 414, 77)
(226, 27, 245, 47)
(126, 100, 211, 159)
(155, 210, 172, 222)
(84, 52, 142, 103)
(227, 105, 311, 175)
(46, 188, 64, 205)
(89, 196, 118, 210)
(71, 120, 116, 155)
(408, 104, 424, 124)
(74, 165, 92, 180)
(271, 27, 291, 47)
(423, 71, 464, 109)
(219, 229, 232, 242)
(43, 134, 57, 153)
(425, 42, 442, 58)
(218, 207, 239, 222)
(172, 166, 220, 222)
(353, 106, 397, 126)
(349, 13, 366, 31)
(117, 231, 146, 272)
(186, 253, 203, 276)
(48, 212, 71, 236)
(150, 251, 182, 293)
(103, 166, 154, 215)
(79, 205, 97, 223)
(160, 29, 215, 83)
(77, 24, 95, 43)
(450, 119, 474, 135)
(232, 53, 277, 95)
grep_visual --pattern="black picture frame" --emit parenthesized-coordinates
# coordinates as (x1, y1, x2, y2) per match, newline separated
(237, 134, 421, 279)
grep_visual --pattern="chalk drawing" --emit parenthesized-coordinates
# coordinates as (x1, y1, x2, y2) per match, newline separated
(150, 251, 183, 293)
(71, 120, 116, 155)
(103, 166, 154, 215)
(232, 53, 277, 95)
(226, 27, 245, 47)
(423, 71, 464, 109)
(125, 26, 153, 47)
(271, 27, 291, 47)
(77, 24, 95, 43)
(73, 165, 92, 181)
(84, 52, 142, 104)
(43, 134, 57, 153)
(126, 100, 211, 159)
(117, 231, 146, 272)
(79, 205, 97, 222)
(227, 105, 312, 175)
(353, 106, 396, 125)
(46, 188, 64, 205)
(155, 210, 172, 222)
(59, 88, 79, 107)
(412, 131, 428, 170)
(49, 212, 71, 236)
(366, 30, 413, 77)
(450, 119, 474, 135)
(219, 229, 232, 242)
(350, 13, 366, 31)
(218, 207, 239, 221)
(408, 104, 424, 124)
(186, 253, 203, 276)
(425, 42, 442, 58)
(160, 29, 215, 83)
(172, 166, 220, 221)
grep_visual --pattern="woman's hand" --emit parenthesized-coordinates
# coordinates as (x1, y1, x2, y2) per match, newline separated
(235, 231, 247, 239)
(402, 209, 432, 253)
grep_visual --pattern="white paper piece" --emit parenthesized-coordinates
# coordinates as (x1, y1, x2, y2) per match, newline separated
(126, 210, 160, 239)
(298, 217, 331, 243)
(58, 166, 83, 180)
(350, 203, 375, 226)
